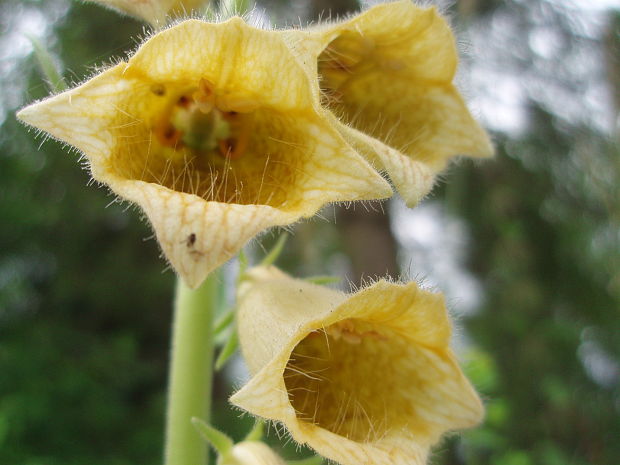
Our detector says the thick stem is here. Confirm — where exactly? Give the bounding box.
[164,271,220,465]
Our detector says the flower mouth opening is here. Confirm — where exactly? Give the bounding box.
[283,317,425,443]
[108,78,309,209]
[317,31,421,157]
[317,31,377,110]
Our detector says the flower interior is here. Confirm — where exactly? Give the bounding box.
[284,317,450,443]
[317,30,428,158]
[109,77,308,208]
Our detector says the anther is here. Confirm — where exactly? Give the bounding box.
[218,138,240,159]
[193,78,216,114]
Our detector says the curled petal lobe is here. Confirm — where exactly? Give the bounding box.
[17,19,391,288]
[231,266,484,465]
[282,1,493,206]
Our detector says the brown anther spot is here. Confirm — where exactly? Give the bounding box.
[177,95,190,107]
[158,125,182,147]
[151,83,166,96]
[164,127,176,140]
[186,233,196,247]
[218,138,238,159]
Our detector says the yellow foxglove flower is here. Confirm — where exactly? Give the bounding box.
[282,0,494,206]
[220,441,287,465]
[86,0,210,26]
[17,19,391,288]
[231,266,484,465]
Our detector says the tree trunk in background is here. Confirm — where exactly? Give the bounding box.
[605,11,620,122]
[309,0,359,20]
[337,202,399,282]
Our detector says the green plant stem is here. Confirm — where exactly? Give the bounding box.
[164,271,220,465]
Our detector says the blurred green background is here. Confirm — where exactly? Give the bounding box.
[1,0,618,464]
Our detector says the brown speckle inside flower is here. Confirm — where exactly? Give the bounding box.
[109,78,308,208]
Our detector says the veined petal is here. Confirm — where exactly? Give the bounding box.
[282,1,493,206]
[231,266,484,465]
[86,0,210,26]
[18,19,391,287]
[337,122,435,207]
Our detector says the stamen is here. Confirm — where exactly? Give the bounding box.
[153,78,255,168]
[193,78,216,113]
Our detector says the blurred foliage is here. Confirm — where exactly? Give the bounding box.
[1,0,619,464]
[442,109,620,465]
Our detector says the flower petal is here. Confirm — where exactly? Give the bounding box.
[231,267,484,465]
[337,122,435,207]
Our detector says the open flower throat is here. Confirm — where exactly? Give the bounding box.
[318,31,377,108]
[110,75,302,208]
[232,269,484,465]
[153,78,252,160]
[284,317,454,443]
[317,30,419,153]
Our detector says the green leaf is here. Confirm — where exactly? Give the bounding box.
[215,327,239,370]
[238,249,249,278]
[244,420,264,441]
[260,233,288,267]
[304,275,341,285]
[26,34,67,93]
[191,418,234,456]
[214,308,235,336]
[221,0,252,16]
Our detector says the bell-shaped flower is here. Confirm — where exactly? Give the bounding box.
[282,0,493,206]
[230,266,484,465]
[17,18,391,288]
[85,0,210,26]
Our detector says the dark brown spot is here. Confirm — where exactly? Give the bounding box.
[164,127,176,140]
[151,84,166,96]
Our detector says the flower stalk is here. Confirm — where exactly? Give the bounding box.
[165,271,221,465]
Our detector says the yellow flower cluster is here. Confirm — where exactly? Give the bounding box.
[18,1,490,287]
[18,2,489,464]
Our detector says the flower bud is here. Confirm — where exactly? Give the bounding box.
[219,441,287,465]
